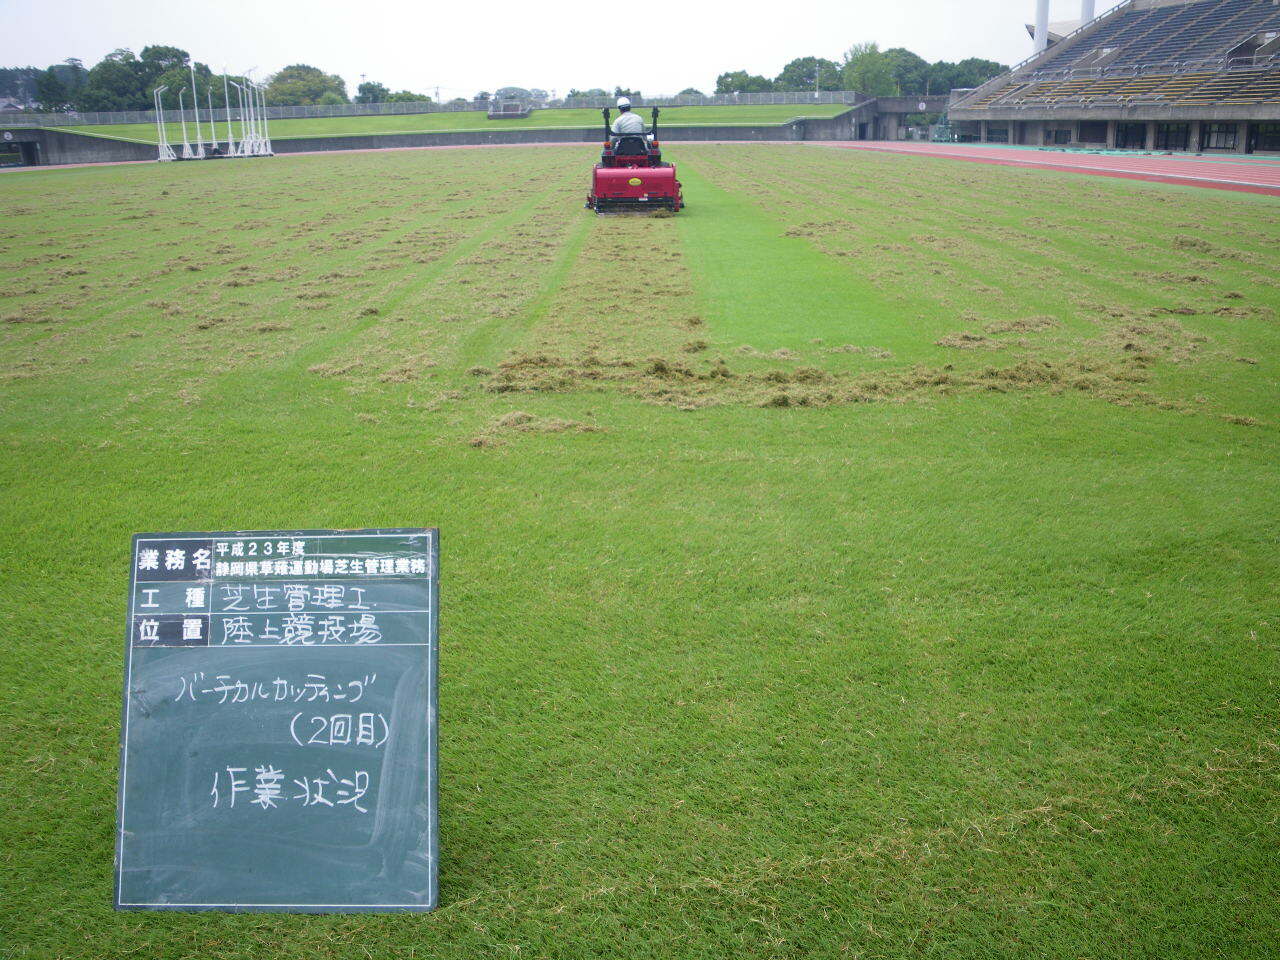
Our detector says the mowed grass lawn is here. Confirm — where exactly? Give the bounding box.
[63,103,849,143]
[1,145,1277,959]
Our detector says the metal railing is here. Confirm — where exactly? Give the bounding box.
[1020,52,1280,83]
[1,89,869,129]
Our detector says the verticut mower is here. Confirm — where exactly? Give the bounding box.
[587,107,684,214]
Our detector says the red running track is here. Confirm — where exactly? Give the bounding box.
[821,141,1280,198]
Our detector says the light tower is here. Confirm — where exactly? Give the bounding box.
[1033,0,1050,53]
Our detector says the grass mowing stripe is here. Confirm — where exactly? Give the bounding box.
[285,166,587,388]
[259,165,579,376]
[454,212,593,373]
[674,161,907,353]
[673,145,1276,418]
[686,151,1131,342]
[1,154,520,380]
[691,148,1156,314]
[737,148,1276,313]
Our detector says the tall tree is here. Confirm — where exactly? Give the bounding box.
[138,45,189,86]
[882,47,930,95]
[386,90,431,102]
[77,49,147,111]
[266,64,347,105]
[714,71,775,94]
[0,67,39,104]
[842,43,895,96]
[950,57,1007,89]
[926,61,956,95]
[774,56,842,92]
[35,67,70,110]
[50,59,87,94]
[355,81,390,103]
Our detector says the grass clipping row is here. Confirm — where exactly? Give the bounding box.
[479,349,1192,412]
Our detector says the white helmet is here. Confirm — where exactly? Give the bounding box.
[616,96,631,108]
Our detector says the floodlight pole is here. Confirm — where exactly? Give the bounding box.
[189,65,202,155]
[230,81,244,155]
[245,76,259,154]
[243,81,253,155]
[246,78,257,154]
[154,85,175,161]
[207,88,217,153]
[232,81,253,156]
[223,74,236,156]
[258,83,272,154]
[153,87,164,148]
[246,70,263,155]
[254,83,265,154]
[178,87,194,159]
[1033,0,1050,53]
[239,79,252,154]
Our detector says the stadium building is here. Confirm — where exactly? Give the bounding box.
[948,0,1280,153]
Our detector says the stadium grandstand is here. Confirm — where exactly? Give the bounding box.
[948,0,1280,153]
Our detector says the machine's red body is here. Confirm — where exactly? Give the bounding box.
[586,107,684,213]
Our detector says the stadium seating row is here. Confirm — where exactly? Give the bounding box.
[973,66,1280,107]
[1039,0,1280,73]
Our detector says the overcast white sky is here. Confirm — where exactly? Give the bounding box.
[3,0,1124,97]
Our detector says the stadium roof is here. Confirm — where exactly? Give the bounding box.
[1025,19,1085,44]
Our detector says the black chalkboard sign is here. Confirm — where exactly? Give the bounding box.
[114,528,438,912]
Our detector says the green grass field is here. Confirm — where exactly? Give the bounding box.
[1,144,1277,958]
[62,104,849,144]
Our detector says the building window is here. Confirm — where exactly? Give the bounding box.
[1079,121,1107,144]
[1202,123,1237,150]
[1116,122,1146,149]
[1253,123,1280,152]
[1049,128,1071,144]
[1155,123,1189,151]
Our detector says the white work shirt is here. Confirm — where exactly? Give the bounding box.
[611,111,645,135]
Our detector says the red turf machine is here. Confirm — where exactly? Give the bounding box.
[586,107,684,214]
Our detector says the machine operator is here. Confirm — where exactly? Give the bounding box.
[610,97,645,135]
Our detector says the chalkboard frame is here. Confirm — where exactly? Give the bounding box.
[113,527,439,913]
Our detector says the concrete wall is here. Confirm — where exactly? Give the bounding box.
[873,96,949,114]
[272,112,875,154]
[0,127,154,165]
[273,122,811,155]
[3,107,882,167]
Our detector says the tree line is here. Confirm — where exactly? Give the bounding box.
[5,42,1007,114]
[8,47,435,112]
[715,45,1007,96]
